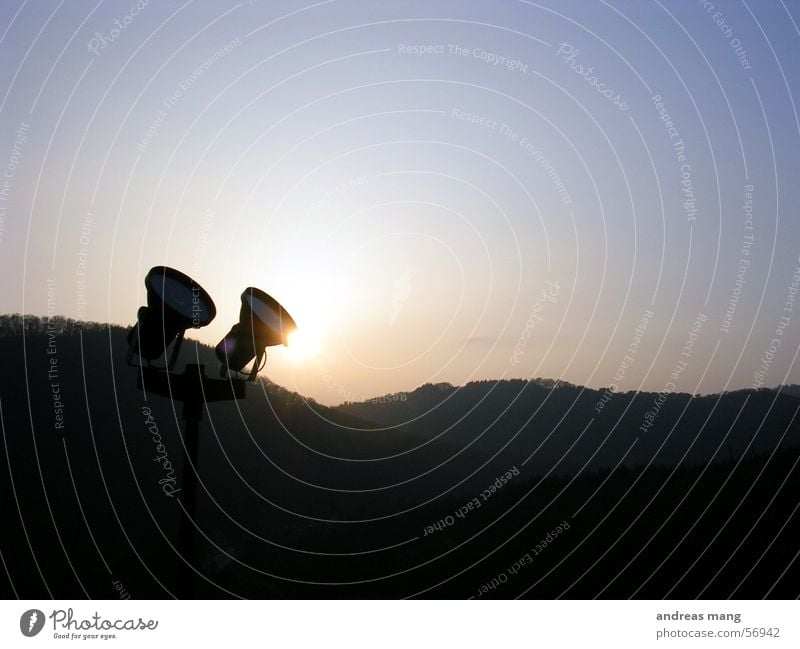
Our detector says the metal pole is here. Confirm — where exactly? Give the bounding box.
[137,362,243,598]
[177,364,204,599]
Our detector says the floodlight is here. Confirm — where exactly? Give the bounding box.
[215,287,297,380]
[126,266,216,366]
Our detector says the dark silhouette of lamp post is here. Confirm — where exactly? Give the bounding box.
[127,267,296,598]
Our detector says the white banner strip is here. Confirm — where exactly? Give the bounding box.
[1,600,797,648]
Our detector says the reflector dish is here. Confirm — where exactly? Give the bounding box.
[242,287,296,346]
[146,266,215,327]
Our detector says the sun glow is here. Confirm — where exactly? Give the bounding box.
[286,327,321,362]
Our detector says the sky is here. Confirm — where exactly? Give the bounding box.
[1,0,799,405]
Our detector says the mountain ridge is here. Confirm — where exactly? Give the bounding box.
[3,314,799,409]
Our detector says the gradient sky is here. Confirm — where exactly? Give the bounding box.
[1,0,799,405]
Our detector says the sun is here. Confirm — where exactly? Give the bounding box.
[286,327,321,362]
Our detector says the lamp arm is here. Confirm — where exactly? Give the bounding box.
[248,349,266,381]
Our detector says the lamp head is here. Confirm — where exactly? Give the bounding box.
[127,266,216,361]
[215,287,296,378]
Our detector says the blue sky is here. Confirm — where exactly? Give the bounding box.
[1,0,799,404]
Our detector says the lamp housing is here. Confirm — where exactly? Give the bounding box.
[127,266,216,362]
[215,287,296,378]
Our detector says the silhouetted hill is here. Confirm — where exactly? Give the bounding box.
[336,379,800,477]
[1,314,799,599]
[778,384,800,399]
